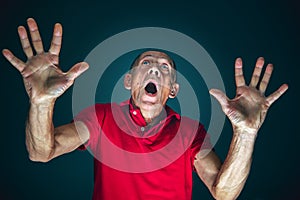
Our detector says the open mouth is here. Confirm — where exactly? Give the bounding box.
[145,82,157,96]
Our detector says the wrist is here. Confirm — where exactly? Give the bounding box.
[29,94,57,105]
[30,98,56,107]
[233,126,258,140]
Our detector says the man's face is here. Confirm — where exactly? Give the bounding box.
[124,51,179,121]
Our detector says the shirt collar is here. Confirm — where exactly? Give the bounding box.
[120,98,180,127]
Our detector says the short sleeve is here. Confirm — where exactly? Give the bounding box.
[73,104,106,150]
[190,123,213,166]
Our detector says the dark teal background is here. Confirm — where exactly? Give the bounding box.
[0,0,299,199]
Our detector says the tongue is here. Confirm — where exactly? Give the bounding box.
[145,82,157,94]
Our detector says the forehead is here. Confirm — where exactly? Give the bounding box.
[138,51,173,64]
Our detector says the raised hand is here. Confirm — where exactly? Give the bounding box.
[2,18,89,104]
[210,57,288,134]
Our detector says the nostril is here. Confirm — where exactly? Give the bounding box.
[148,68,160,77]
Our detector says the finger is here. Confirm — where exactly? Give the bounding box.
[17,26,33,58]
[235,58,245,87]
[209,89,229,109]
[266,84,288,106]
[49,23,62,56]
[250,57,264,87]
[2,49,26,72]
[67,62,89,80]
[259,63,273,93]
[27,18,44,54]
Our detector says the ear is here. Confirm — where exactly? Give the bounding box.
[124,73,132,90]
[169,83,179,98]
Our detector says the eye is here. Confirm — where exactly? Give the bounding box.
[142,60,150,65]
[160,63,170,71]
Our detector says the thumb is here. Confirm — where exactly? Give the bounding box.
[67,62,89,80]
[209,89,228,108]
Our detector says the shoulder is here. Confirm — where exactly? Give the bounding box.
[166,105,205,127]
[180,116,205,135]
[75,103,116,119]
[94,102,113,111]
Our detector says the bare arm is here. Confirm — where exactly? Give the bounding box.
[26,102,89,162]
[194,132,255,200]
[3,18,89,162]
[194,57,288,199]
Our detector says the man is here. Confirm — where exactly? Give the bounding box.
[2,18,288,200]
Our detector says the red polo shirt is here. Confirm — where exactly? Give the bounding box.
[74,100,212,200]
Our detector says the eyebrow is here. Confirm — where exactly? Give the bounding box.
[140,55,173,66]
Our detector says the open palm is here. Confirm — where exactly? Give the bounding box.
[210,57,288,133]
[2,18,88,104]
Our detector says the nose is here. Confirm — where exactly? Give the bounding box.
[148,67,161,77]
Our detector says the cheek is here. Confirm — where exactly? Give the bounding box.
[161,77,172,89]
[160,87,171,101]
[131,80,143,98]
[131,71,145,87]
[131,80,142,92]
[132,87,141,97]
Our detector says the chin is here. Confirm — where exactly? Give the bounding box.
[133,88,167,112]
[139,103,163,120]
[140,102,162,112]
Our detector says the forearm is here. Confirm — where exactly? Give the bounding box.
[212,127,257,200]
[26,100,56,162]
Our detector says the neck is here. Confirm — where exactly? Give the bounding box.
[140,107,167,125]
[130,98,167,126]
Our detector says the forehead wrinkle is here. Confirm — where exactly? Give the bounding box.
[139,54,174,67]
[137,54,177,82]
